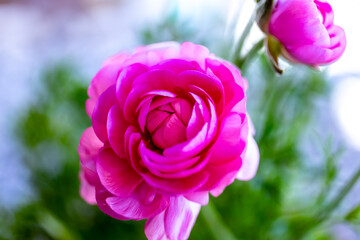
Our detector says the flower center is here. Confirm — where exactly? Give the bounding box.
[145,98,192,149]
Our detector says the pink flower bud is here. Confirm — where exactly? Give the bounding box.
[259,0,346,67]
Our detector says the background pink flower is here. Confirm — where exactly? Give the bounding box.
[78,42,259,240]
[264,0,346,67]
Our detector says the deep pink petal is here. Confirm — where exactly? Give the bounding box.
[210,113,248,164]
[205,59,246,116]
[164,123,208,159]
[142,170,209,194]
[92,85,117,142]
[140,142,209,179]
[107,105,129,158]
[171,98,193,126]
[177,70,225,112]
[123,70,178,124]
[95,186,130,220]
[97,148,143,197]
[151,114,187,149]
[116,63,148,108]
[186,102,205,140]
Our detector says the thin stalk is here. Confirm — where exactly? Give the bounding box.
[317,167,360,221]
[230,7,257,63]
[201,201,238,240]
[238,38,265,70]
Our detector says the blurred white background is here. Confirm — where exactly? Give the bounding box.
[0,0,359,238]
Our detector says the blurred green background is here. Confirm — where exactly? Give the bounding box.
[0,0,359,239]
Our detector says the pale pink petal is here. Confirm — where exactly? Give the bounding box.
[97,148,143,197]
[79,169,97,205]
[145,196,201,240]
[179,42,210,69]
[86,98,96,117]
[78,127,102,172]
[152,59,201,74]
[144,211,169,240]
[165,196,201,240]
[236,133,260,181]
[184,191,209,205]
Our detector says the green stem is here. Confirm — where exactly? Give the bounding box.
[237,38,265,70]
[317,167,360,221]
[230,7,257,63]
[201,201,238,240]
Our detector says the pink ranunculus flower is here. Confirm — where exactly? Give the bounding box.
[78,42,259,240]
[260,0,346,67]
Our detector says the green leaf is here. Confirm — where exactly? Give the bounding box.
[345,205,360,222]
